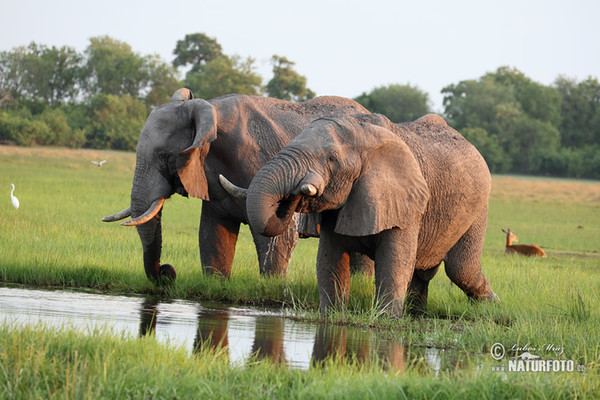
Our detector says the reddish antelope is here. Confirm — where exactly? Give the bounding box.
[501,229,546,257]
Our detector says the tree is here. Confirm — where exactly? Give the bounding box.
[85,93,147,150]
[143,54,183,106]
[184,55,262,99]
[555,75,600,147]
[265,55,315,102]
[442,67,562,174]
[354,84,430,122]
[172,33,223,71]
[0,42,82,106]
[83,36,149,98]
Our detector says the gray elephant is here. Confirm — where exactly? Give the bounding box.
[224,113,499,317]
[103,88,368,282]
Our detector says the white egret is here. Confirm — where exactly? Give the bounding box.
[10,183,19,209]
[91,160,107,167]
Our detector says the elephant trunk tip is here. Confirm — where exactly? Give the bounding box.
[251,195,302,237]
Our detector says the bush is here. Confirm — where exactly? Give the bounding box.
[530,145,600,179]
[0,110,49,146]
[85,94,148,151]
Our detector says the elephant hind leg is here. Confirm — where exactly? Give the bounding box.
[406,264,441,315]
[251,215,298,276]
[444,208,499,303]
[349,253,374,277]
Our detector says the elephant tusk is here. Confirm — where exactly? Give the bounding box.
[121,198,165,226]
[102,207,132,222]
[219,174,248,200]
[301,183,318,196]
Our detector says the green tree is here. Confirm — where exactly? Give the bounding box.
[265,55,315,102]
[442,75,516,132]
[83,36,148,98]
[172,33,223,71]
[0,43,82,106]
[143,54,183,106]
[442,67,562,174]
[354,84,430,122]
[85,93,147,150]
[555,75,600,147]
[184,55,262,99]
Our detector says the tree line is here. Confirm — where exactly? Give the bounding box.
[0,34,313,151]
[0,34,598,179]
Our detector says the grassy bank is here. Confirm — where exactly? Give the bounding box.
[1,145,599,397]
[1,323,598,399]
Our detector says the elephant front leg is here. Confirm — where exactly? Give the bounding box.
[316,231,351,314]
[251,217,298,276]
[199,202,240,278]
[374,228,419,318]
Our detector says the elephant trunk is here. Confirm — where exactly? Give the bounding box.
[129,160,170,282]
[247,152,306,237]
[136,214,163,282]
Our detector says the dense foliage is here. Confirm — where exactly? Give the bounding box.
[0,35,598,178]
[0,33,313,151]
[442,67,600,178]
[354,83,431,123]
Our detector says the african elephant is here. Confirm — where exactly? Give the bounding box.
[103,88,368,282]
[226,113,499,317]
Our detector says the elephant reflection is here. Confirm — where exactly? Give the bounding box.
[138,297,410,371]
[194,308,230,351]
[139,297,160,337]
[311,324,406,371]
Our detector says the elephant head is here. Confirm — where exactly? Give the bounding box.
[242,114,430,238]
[103,88,219,282]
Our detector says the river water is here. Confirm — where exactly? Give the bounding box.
[0,286,472,371]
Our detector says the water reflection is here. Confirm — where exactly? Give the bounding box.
[0,286,471,371]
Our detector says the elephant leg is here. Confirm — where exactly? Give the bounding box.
[199,202,240,278]
[251,218,298,276]
[444,207,499,302]
[374,228,419,318]
[405,264,441,315]
[349,253,375,277]
[316,219,351,313]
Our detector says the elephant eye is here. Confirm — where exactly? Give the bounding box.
[328,154,337,163]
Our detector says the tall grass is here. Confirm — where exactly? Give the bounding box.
[2,146,600,397]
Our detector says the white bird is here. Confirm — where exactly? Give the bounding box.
[91,160,107,167]
[10,183,19,209]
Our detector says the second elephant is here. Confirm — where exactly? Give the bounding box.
[231,113,499,317]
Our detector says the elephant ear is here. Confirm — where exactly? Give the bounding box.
[335,132,429,237]
[171,87,194,101]
[176,99,218,200]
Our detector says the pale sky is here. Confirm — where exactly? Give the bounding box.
[2,0,599,111]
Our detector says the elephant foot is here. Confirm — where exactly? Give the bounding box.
[202,265,231,278]
[468,290,500,304]
[156,263,177,283]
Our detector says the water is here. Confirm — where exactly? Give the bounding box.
[0,286,471,371]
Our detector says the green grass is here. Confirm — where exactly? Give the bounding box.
[1,323,598,399]
[1,146,600,398]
